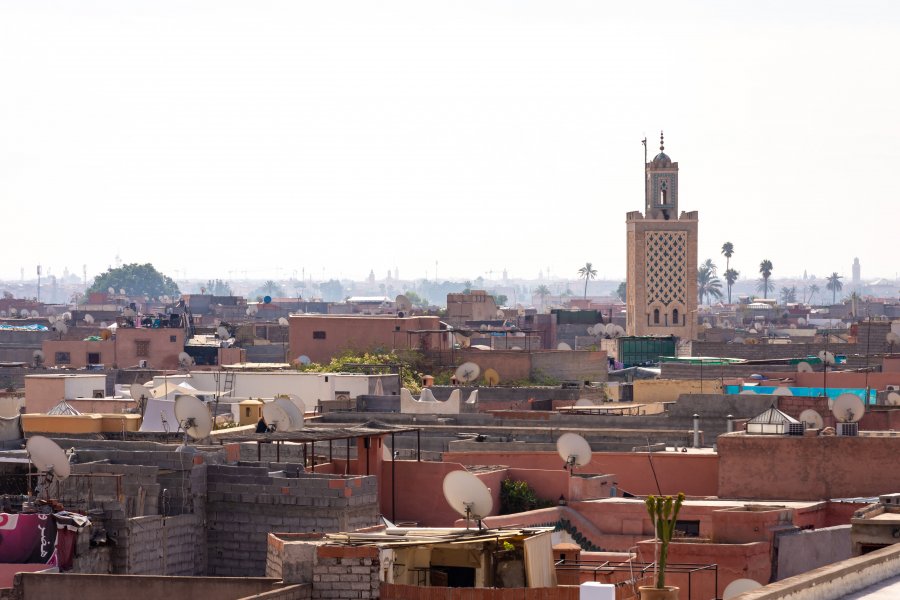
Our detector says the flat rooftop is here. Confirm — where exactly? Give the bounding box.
[846,576,900,599]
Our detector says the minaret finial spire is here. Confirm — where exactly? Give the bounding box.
[660,130,665,152]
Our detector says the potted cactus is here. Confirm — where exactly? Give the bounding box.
[639,492,685,600]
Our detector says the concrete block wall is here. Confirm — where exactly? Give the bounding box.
[126,513,205,576]
[312,546,380,599]
[206,464,379,577]
[64,462,160,517]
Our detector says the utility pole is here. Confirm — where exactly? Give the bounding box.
[36,265,41,302]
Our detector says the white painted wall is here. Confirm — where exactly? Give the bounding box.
[64,374,107,399]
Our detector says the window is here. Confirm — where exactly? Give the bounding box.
[55,352,71,364]
[653,309,660,324]
[170,335,177,343]
[92,390,104,399]
[135,341,150,357]
[675,520,700,538]
[672,309,679,326]
[312,331,326,340]
[255,326,267,339]
[87,352,101,364]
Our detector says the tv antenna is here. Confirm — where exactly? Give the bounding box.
[557,432,592,475]
[442,470,493,530]
[454,362,481,384]
[26,436,72,498]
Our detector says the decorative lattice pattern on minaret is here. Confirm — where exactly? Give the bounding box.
[645,231,687,306]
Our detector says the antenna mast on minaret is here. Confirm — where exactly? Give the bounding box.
[642,136,648,212]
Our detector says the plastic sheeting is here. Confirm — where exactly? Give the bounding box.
[523,531,556,588]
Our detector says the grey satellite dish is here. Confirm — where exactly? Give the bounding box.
[26,435,71,483]
[557,342,572,351]
[723,579,762,599]
[62,312,71,321]
[454,362,481,384]
[173,395,213,439]
[30,310,39,318]
[797,361,813,373]
[297,355,311,365]
[54,322,68,335]
[832,394,865,423]
[442,470,493,528]
[262,402,291,432]
[799,409,824,430]
[278,317,289,327]
[129,383,148,402]
[887,332,900,347]
[274,397,304,431]
[216,326,229,339]
[609,325,625,338]
[817,350,836,365]
[178,352,194,368]
[0,310,6,317]
[886,392,900,406]
[395,295,413,312]
[557,432,592,473]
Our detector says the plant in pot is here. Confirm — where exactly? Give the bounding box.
[639,492,686,600]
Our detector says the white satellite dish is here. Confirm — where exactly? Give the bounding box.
[178,352,194,367]
[797,317,807,326]
[887,332,900,348]
[557,342,572,351]
[286,394,307,413]
[723,579,762,599]
[54,322,68,335]
[262,402,291,432]
[395,294,412,312]
[0,310,6,317]
[832,394,865,423]
[30,310,39,318]
[886,392,900,406]
[454,362,481,384]
[609,325,625,338]
[739,389,757,395]
[173,395,213,439]
[797,361,813,373]
[817,350,836,365]
[26,435,71,482]
[557,432,592,473]
[297,355,312,365]
[799,409,824,430]
[278,317,289,327]
[62,312,71,321]
[274,397,304,431]
[108,287,115,294]
[442,470,493,527]
[119,288,126,295]
[129,383,147,401]
[772,387,793,397]
[84,313,95,324]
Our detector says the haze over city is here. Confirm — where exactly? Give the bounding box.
[2,0,899,282]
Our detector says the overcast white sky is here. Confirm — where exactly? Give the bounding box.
[1,0,898,284]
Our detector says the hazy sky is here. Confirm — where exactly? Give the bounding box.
[1,1,898,284]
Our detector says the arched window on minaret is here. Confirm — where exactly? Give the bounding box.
[653,308,660,324]
[660,181,667,205]
[672,308,679,326]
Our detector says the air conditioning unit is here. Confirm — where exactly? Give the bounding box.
[787,423,805,436]
[138,360,148,368]
[836,422,859,437]
[886,385,900,392]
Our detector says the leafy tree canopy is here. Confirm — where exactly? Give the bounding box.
[88,263,179,298]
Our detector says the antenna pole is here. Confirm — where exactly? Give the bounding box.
[642,137,648,212]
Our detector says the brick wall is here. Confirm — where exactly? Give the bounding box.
[206,464,379,577]
[126,513,205,575]
[380,583,581,600]
[313,545,380,599]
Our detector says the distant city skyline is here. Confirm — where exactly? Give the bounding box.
[1,1,899,282]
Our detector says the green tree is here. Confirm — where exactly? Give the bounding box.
[721,241,734,272]
[826,272,843,304]
[724,268,739,304]
[577,262,597,299]
[616,281,626,302]
[319,279,344,302]
[807,283,820,305]
[698,264,722,304]
[780,286,797,304]
[758,259,774,299]
[462,280,473,294]
[702,258,717,274]
[533,284,551,312]
[493,294,508,306]
[205,279,232,296]
[403,290,427,307]
[88,263,179,298]
[499,479,551,515]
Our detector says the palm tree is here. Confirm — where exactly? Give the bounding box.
[577,262,597,299]
[826,272,843,304]
[697,265,723,305]
[721,242,734,273]
[808,283,820,305]
[780,286,797,304]
[724,268,739,304]
[702,258,717,274]
[534,285,551,312]
[758,260,773,299]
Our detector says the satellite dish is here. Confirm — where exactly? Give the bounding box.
[483,368,500,386]
[557,432,592,472]
[799,409,824,429]
[723,579,762,599]
[887,332,900,346]
[817,350,836,365]
[62,312,71,321]
[608,325,625,338]
[30,310,39,318]
[454,362,481,384]
[54,322,68,335]
[772,387,793,397]
[262,402,291,432]
[0,310,6,317]
[278,317,289,327]
[274,397,304,431]
[32,350,44,366]
[286,394,307,413]
[739,389,757,395]
[178,352,194,367]
[298,355,312,365]
[496,310,505,318]
[395,295,412,312]
[26,435,71,482]
[216,326,229,339]
[108,287,115,294]
[510,346,522,351]
[129,383,147,401]
[832,393,865,423]
[886,392,900,406]
[797,361,813,373]
[557,342,572,351]
[84,313,95,324]
[442,470,493,527]
[118,288,125,295]
[263,295,272,304]
[174,395,213,439]
[797,317,807,326]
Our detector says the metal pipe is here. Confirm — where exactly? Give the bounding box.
[726,414,734,434]
[693,413,700,448]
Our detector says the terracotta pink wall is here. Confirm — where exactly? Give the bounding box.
[43,328,185,370]
[23,378,65,413]
[442,451,719,497]
[719,433,900,500]
[42,340,113,368]
[794,371,900,390]
[289,315,441,364]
